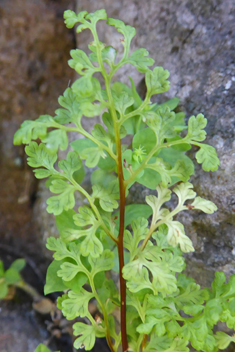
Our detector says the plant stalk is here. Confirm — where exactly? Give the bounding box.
[90,278,116,352]
[106,79,128,351]
[117,146,128,352]
[140,334,147,352]
[15,279,42,300]
[92,27,128,352]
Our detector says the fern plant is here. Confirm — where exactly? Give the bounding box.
[14,9,235,352]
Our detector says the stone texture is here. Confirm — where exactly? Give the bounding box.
[0,0,75,262]
[76,0,235,289]
[0,0,76,350]
[0,300,48,352]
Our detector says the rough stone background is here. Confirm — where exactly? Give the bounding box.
[0,0,235,351]
[0,0,75,266]
[76,0,235,287]
[0,0,75,351]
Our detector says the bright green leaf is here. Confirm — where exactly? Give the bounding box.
[191,196,217,214]
[25,142,57,174]
[165,220,194,253]
[92,182,119,212]
[58,151,82,179]
[113,92,134,115]
[145,106,177,142]
[73,323,101,350]
[80,227,103,258]
[215,331,235,349]
[58,262,81,281]
[64,10,88,29]
[173,182,196,206]
[124,218,149,260]
[44,260,68,295]
[146,184,171,224]
[114,204,152,230]
[137,315,159,334]
[92,124,109,141]
[0,281,8,299]
[90,45,117,66]
[46,237,71,260]
[89,250,115,276]
[13,115,56,145]
[159,97,180,111]
[33,169,52,179]
[56,87,82,125]
[80,146,106,168]
[61,289,94,319]
[5,268,20,284]
[144,335,173,352]
[195,144,220,171]
[63,272,88,293]
[11,259,26,272]
[56,209,81,242]
[123,244,184,295]
[146,67,170,96]
[69,49,97,76]
[107,18,136,47]
[34,344,51,352]
[187,114,207,142]
[132,128,156,154]
[86,9,107,23]
[47,180,76,215]
[137,168,162,190]
[127,48,154,73]
[91,169,116,187]
[181,318,208,350]
[158,148,195,184]
[42,129,68,152]
[73,206,96,227]
[174,282,208,308]
[71,138,95,154]
[0,261,4,277]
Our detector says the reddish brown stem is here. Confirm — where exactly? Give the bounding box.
[103,71,128,351]
[103,70,128,352]
[140,334,147,352]
[117,147,128,352]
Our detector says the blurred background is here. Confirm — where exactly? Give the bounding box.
[0,0,235,351]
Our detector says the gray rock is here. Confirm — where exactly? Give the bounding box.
[0,0,76,257]
[76,0,235,289]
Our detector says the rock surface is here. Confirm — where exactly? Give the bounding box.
[0,0,75,262]
[76,0,235,288]
[0,0,75,350]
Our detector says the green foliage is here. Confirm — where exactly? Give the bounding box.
[34,345,51,352]
[73,322,106,350]
[0,259,26,299]
[34,345,60,352]
[14,8,233,352]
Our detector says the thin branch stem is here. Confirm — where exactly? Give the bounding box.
[90,277,116,352]
[141,203,184,251]
[104,73,129,352]
[54,123,117,161]
[117,96,150,127]
[91,28,128,352]
[69,178,118,244]
[140,334,147,352]
[124,138,190,187]
[110,37,132,76]
[15,280,42,300]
